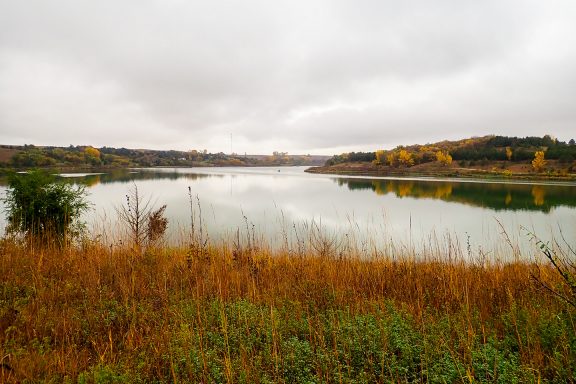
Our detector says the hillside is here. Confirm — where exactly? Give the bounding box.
[308,135,576,180]
[0,144,329,169]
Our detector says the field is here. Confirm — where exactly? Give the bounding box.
[1,231,575,383]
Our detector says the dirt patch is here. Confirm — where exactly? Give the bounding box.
[0,147,19,164]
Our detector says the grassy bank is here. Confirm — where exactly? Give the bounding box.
[1,235,575,383]
[306,161,576,182]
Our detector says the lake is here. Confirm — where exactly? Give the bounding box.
[2,166,575,259]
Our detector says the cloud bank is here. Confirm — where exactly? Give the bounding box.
[1,0,575,154]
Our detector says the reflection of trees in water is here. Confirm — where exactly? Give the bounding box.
[0,169,218,187]
[397,182,414,197]
[75,170,218,186]
[531,186,545,206]
[434,184,453,199]
[82,175,101,187]
[338,178,576,212]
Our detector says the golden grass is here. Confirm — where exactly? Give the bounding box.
[0,234,574,382]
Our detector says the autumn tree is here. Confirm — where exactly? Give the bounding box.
[397,149,414,167]
[506,147,513,161]
[531,151,546,172]
[374,150,386,165]
[386,152,397,167]
[84,146,100,159]
[84,146,101,166]
[188,150,199,160]
[435,151,452,166]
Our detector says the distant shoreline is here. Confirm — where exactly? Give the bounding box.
[0,163,313,175]
[2,162,575,183]
[305,161,576,182]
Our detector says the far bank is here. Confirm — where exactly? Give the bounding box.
[306,159,576,182]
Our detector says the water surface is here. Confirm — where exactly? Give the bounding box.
[2,167,575,258]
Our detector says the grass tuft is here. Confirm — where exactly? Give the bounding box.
[0,233,574,382]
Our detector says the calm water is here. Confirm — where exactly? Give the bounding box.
[2,166,575,258]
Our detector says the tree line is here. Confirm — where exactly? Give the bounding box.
[0,144,324,168]
[325,135,576,167]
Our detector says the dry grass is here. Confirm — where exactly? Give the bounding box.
[0,233,574,382]
[0,148,19,165]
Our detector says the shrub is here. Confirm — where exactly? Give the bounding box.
[116,184,168,249]
[2,170,90,244]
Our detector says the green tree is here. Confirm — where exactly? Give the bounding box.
[2,170,90,244]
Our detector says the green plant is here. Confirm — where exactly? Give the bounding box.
[2,170,89,244]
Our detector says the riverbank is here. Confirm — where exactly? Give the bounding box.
[0,144,329,171]
[306,160,576,182]
[1,235,574,382]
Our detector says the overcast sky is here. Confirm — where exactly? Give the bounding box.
[1,0,575,155]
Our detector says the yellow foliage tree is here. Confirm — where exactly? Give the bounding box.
[505,147,513,161]
[84,146,101,159]
[531,151,546,172]
[398,149,414,167]
[375,150,386,165]
[386,152,396,167]
[435,151,452,166]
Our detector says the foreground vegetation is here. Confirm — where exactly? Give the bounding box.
[1,170,574,382]
[1,233,575,383]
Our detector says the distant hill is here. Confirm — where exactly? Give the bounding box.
[0,144,329,169]
[325,135,576,166]
[307,135,576,180]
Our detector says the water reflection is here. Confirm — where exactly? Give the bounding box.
[0,168,218,187]
[1,167,574,258]
[337,178,576,212]
[69,169,218,186]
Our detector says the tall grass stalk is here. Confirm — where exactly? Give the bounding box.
[0,226,574,382]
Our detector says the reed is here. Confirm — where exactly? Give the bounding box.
[0,229,574,382]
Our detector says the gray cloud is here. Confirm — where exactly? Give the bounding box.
[1,0,575,154]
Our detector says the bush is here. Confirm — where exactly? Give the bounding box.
[2,170,90,244]
[115,184,168,249]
